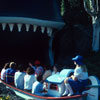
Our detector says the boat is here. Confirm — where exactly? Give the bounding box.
[0,69,100,100]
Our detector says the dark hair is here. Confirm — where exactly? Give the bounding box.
[4,62,9,69]
[26,67,34,75]
[37,75,42,82]
[53,64,58,68]
[53,64,60,72]
[44,64,51,70]
[17,64,24,72]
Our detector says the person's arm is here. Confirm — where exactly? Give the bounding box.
[64,77,70,83]
[71,75,77,81]
[29,62,33,67]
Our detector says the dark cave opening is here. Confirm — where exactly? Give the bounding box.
[0,24,49,68]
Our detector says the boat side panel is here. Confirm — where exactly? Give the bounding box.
[0,74,87,100]
[82,76,99,100]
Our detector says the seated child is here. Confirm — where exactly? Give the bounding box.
[42,64,52,81]
[52,64,59,75]
[1,62,9,81]
[32,75,44,96]
[24,67,36,92]
[63,55,88,96]
[5,62,16,85]
[34,60,44,77]
[42,64,52,90]
[14,64,26,89]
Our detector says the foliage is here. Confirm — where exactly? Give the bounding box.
[84,0,99,14]
[84,0,94,10]
[60,0,100,77]
[0,95,10,100]
[61,0,65,16]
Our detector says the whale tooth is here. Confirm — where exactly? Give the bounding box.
[33,25,37,32]
[17,24,22,32]
[47,27,53,36]
[2,23,7,31]
[25,24,30,32]
[8,24,14,32]
[41,26,45,34]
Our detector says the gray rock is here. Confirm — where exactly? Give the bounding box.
[0,83,24,100]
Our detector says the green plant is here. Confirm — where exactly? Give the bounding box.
[0,95,11,100]
[61,0,65,16]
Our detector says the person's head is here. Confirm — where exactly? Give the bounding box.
[53,64,58,72]
[4,62,10,69]
[72,55,83,66]
[34,60,40,67]
[80,64,88,72]
[44,64,51,71]
[26,67,34,75]
[9,62,16,69]
[17,64,24,72]
[37,75,42,82]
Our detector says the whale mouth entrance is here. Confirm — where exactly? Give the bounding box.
[0,24,49,65]
[0,17,65,66]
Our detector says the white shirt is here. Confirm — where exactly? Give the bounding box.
[74,67,88,80]
[32,81,43,95]
[14,71,26,89]
[24,74,36,90]
[1,68,6,80]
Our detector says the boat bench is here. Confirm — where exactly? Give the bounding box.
[82,76,100,100]
[45,69,100,100]
[45,69,74,97]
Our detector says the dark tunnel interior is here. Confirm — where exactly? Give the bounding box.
[0,24,49,68]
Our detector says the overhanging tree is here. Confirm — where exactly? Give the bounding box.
[83,0,100,52]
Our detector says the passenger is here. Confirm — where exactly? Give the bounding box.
[52,64,59,75]
[63,55,88,96]
[34,60,44,77]
[24,67,36,92]
[5,62,16,85]
[14,64,26,89]
[42,64,52,90]
[32,75,44,96]
[1,62,9,81]
[42,64,52,81]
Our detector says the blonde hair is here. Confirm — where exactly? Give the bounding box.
[80,64,88,72]
[9,62,16,68]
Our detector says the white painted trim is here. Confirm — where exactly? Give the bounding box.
[0,17,65,29]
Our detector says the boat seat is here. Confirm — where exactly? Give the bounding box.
[82,76,100,100]
[45,69,74,97]
[59,69,74,77]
